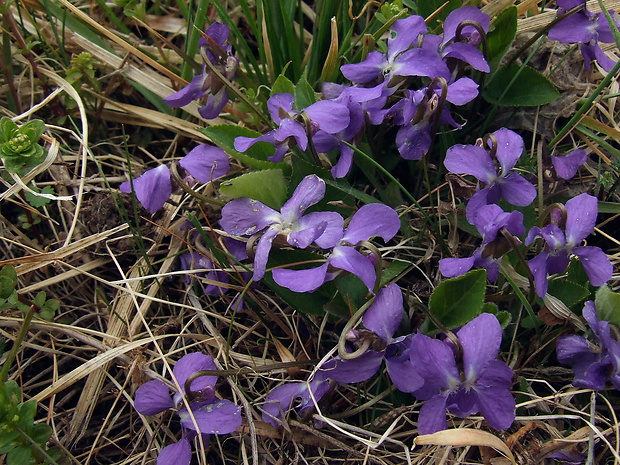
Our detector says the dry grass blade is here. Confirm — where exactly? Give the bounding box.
[415,429,517,465]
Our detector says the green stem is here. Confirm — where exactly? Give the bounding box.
[0,303,37,383]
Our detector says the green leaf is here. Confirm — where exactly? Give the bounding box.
[0,266,17,299]
[547,280,590,310]
[220,169,288,209]
[25,186,53,208]
[271,74,295,96]
[200,125,290,174]
[483,64,560,106]
[33,292,46,309]
[294,70,317,110]
[28,422,52,444]
[486,7,517,72]
[0,117,18,143]
[0,430,19,450]
[428,269,487,331]
[18,119,45,144]
[17,400,36,428]
[7,445,34,465]
[595,285,620,327]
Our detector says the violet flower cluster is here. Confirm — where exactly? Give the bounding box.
[557,301,620,390]
[261,285,516,435]
[120,144,229,213]
[441,128,611,298]
[233,6,491,177]
[164,22,238,119]
[548,0,620,72]
[134,353,242,465]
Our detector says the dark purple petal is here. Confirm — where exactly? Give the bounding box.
[388,15,427,57]
[157,439,192,465]
[574,246,613,287]
[179,399,242,434]
[580,42,616,72]
[395,122,432,160]
[551,149,587,180]
[163,73,207,107]
[280,175,326,220]
[342,203,400,244]
[220,198,279,236]
[442,43,490,72]
[121,165,172,214]
[134,380,173,416]
[363,283,403,342]
[565,193,598,246]
[476,386,516,430]
[305,100,351,134]
[340,51,385,83]
[500,173,537,207]
[491,128,524,175]
[253,227,279,281]
[572,360,611,390]
[439,256,476,278]
[272,263,329,292]
[386,354,425,393]
[444,144,495,183]
[457,313,502,382]
[329,246,377,291]
[477,360,515,390]
[556,334,597,365]
[448,388,478,418]
[173,353,218,395]
[180,144,230,182]
[320,351,384,383]
[417,394,449,434]
[410,334,459,388]
[529,250,550,297]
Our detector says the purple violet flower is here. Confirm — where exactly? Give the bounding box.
[340,15,450,87]
[556,301,620,390]
[440,203,525,280]
[234,93,350,162]
[164,22,237,119]
[219,174,344,282]
[319,284,425,392]
[271,203,400,293]
[410,313,515,434]
[443,128,537,224]
[548,0,619,72]
[120,144,230,213]
[525,193,612,297]
[422,6,491,75]
[133,353,242,465]
[390,77,479,160]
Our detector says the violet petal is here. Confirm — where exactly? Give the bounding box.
[574,246,613,287]
[342,203,400,244]
[220,198,279,236]
[179,399,242,434]
[173,353,218,395]
[134,380,174,416]
[272,262,329,292]
[362,283,403,342]
[180,144,230,182]
[157,439,192,465]
[457,313,502,382]
[329,246,377,291]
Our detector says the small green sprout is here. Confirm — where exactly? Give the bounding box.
[0,117,46,172]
